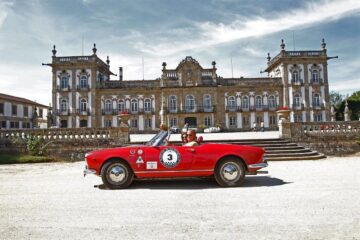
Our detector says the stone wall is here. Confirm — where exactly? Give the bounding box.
[0,127,129,161]
[282,121,360,155]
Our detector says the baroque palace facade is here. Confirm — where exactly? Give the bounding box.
[45,39,332,131]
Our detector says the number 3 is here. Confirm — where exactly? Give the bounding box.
[167,154,173,160]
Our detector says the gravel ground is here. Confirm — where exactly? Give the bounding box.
[0,156,359,240]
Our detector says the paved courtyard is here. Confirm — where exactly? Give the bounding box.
[0,156,359,240]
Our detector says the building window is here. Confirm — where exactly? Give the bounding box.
[242,96,249,109]
[12,104,17,115]
[60,120,68,128]
[170,117,177,127]
[145,118,152,128]
[294,94,301,108]
[312,70,319,83]
[130,119,138,128]
[60,76,69,89]
[1,121,6,128]
[80,119,87,127]
[314,114,322,122]
[313,94,320,107]
[105,119,112,127]
[80,99,87,112]
[80,75,88,89]
[105,100,112,113]
[24,106,28,117]
[269,116,276,125]
[292,70,299,83]
[131,99,138,113]
[294,114,303,122]
[229,116,236,127]
[169,96,177,112]
[243,116,250,126]
[268,96,276,109]
[203,95,212,112]
[60,99,68,112]
[10,121,19,129]
[118,100,125,113]
[0,103,4,114]
[204,116,211,127]
[255,96,262,109]
[144,99,151,112]
[256,116,263,124]
[185,95,195,112]
[228,96,236,111]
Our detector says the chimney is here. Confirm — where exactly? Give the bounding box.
[119,67,123,81]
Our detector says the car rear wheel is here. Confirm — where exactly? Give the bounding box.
[215,157,245,187]
[101,160,134,189]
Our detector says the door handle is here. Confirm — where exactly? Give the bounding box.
[185,148,195,152]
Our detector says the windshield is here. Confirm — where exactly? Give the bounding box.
[145,131,169,146]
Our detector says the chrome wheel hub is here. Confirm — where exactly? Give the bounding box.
[108,165,126,183]
[222,163,239,181]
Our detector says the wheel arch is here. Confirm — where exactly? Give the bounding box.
[215,154,248,172]
[100,157,135,177]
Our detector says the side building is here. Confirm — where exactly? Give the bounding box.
[0,93,48,129]
[46,40,332,131]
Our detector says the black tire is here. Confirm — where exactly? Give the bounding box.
[214,157,246,187]
[101,160,134,189]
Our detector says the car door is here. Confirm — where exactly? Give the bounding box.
[142,145,195,173]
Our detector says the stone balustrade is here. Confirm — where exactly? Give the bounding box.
[0,127,129,143]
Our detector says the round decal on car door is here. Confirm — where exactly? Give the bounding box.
[160,148,181,168]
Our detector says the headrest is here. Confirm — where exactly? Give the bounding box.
[197,136,203,143]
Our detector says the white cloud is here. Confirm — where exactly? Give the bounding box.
[137,0,360,56]
[0,0,14,29]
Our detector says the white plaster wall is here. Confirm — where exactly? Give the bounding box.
[237,113,242,128]
[301,87,306,106]
[112,116,117,127]
[310,110,314,122]
[302,111,306,122]
[68,92,72,111]
[4,102,11,116]
[139,115,144,130]
[225,113,229,128]
[88,116,91,127]
[322,110,326,122]
[67,116,72,128]
[17,105,23,117]
[264,112,269,127]
[290,111,294,122]
[152,115,156,130]
[76,116,79,128]
[289,86,293,106]
[101,116,104,127]
[309,86,313,106]
[250,112,255,125]
[321,86,325,106]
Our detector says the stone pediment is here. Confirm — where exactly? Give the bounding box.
[176,56,203,71]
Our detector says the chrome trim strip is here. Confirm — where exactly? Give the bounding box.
[248,162,268,169]
[134,169,213,174]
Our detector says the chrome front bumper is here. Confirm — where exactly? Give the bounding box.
[83,165,96,177]
[248,162,268,169]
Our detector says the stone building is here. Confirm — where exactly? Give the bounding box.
[45,40,332,131]
[0,93,48,129]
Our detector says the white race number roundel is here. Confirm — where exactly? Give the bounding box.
[160,148,180,168]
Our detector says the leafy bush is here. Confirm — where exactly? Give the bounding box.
[26,136,44,156]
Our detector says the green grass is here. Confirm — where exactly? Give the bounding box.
[0,154,57,164]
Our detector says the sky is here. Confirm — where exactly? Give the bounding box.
[0,0,359,105]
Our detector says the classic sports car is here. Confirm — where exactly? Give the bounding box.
[84,131,268,189]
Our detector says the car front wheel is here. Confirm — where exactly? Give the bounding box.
[215,157,245,187]
[101,161,134,189]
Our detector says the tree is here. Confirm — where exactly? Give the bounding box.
[330,91,343,108]
[338,90,360,121]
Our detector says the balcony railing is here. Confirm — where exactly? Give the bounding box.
[56,85,71,91]
[310,78,323,84]
[102,108,156,115]
[292,103,305,110]
[55,109,71,116]
[76,85,90,91]
[76,108,91,115]
[291,80,304,86]
[312,103,325,109]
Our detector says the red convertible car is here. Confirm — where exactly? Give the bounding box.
[84,131,268,189]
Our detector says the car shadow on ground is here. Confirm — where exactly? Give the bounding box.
[95,176,291,190]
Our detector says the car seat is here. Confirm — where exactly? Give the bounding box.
[197,136,203,145]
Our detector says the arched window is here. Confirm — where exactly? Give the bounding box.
[312,70,319,83]
[294,94,301,108]
[144,99,151,112]
[60,76,68,89]
[228,96,236,110]
[268,95,276,109]
[105,100,112,113]
[292,70,299,83]
[255,96,262,109]
[131,99,138,113]
[80,99,87,112]
[118,100,125,113]
[60,99,67,112]
[242,96,249,109]
[80,75,88,89]
[169,96,177,112]
[203,94,212,112]
[313,93,320,107]
[185,95,195,112]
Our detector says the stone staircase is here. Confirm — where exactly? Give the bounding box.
[205,138,326,161]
